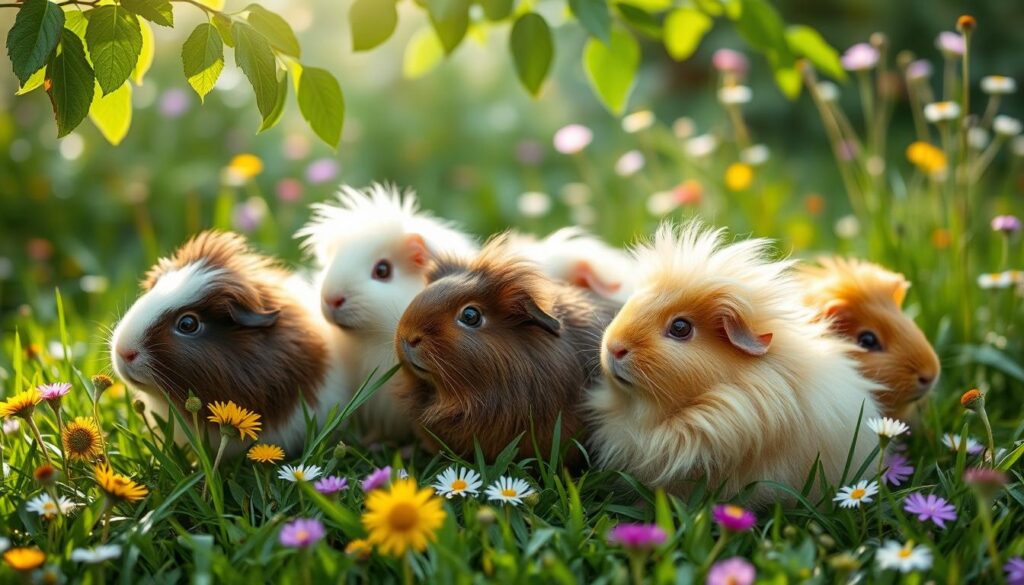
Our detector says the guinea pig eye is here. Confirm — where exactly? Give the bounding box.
[372,260,392,281]
[458,306,482,328]
[667,317,693,340]
[857,330,882,351]
[175,313,201,336]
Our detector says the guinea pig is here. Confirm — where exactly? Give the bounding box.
[587,223,880,506]
[393,236,620,462]
[296,184,478,442]
[796,257,940,421]
[110,230,349,454]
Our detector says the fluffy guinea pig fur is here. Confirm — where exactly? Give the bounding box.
[111,231,349,454]
[394,236,620,462]
[296,184,477,442]
[587,223,880,506]
[797,257,940,421]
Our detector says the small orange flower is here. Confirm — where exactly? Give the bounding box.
[960,388,983,410]
[3,548,46,572]
[33,463,57,485]
[956,15,976,33]
[931,228,952,249]
[247,443,285,464]
[94,463,149,503]
[805,194,825,215]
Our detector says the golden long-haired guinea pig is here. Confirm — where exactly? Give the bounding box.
[394,236,621,463]
[797,257,940,421]
[587,223,880,506]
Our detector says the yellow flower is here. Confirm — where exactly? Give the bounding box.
[0,388,41,418]
[345,539,372,561]
[362,478,446,557]
[207,401,262,441]
[906,141,947,176]
[62,417,103,461]
[227,153,263,179]
[247,443,285,464]
[94,463,149,503]
[3,548,46,572]
[724,162,754,191]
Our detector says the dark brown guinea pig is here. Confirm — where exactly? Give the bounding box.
[394,236,620,462]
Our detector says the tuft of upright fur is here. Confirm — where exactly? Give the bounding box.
[797,257,940,420]
[587,223,879,506]
[395,235,620,462]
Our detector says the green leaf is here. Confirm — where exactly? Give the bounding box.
[181,23,223,101]
[620,0,672,10]
[194,0,224,9]
[120,0,174,27]
[786,25,847,82]
[402,27,444,78]
[17,65,47,95]
[258,70,288,132]
[773,62,801,98]
[45,29,95,137]
[233,22,281,123]
[735,0,786,52]
[89,81,132,144]
[478,0,512,20]
[63,9,88,40]
[583,26,639,115]
[425,0,470,54]
[212,14,235,47]
[509,13,552,96]
[85,5,143,94]
[569,0,610,43]
[297,65,345,149]
[132,18,154,84]
[615,3,663,39]
[246,4,300,58]
[349,0,398,52]
[6,0,65,84]
[694,0,724,17]
[664,7,712,61]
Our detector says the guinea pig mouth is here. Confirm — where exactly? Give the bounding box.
[607,359,636,388]
[400,341,432,377]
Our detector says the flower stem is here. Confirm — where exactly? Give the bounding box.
[975,494,1006,584]
[24,414,54,467]
[204,437,229,499]
[977,406,996,465]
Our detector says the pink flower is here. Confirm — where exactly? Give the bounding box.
[935,31,965,56]
[906,59,933,81]
[314,476,348,495]
[362,466,392,491]
[883,453,914,486]
[305,158,340,185]
[278,518,325,548]
[903,493,957,529]
[711,504,756,532]
[707,557,756,585]
[159,88,191,119]
[38,382,72,401]
[275,178,304,203]
[964,467,1008,488]
[841,43,879,71]
[711,49,748,75]
[992,215,1022,233]
[606,523,667,550]
[553,124,593,155]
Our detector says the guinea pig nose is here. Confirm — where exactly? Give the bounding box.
[916,375,935,391]
[326,295,346,309]
[119,348,139,363]
[407,335,423,348]
[609,343,629,360]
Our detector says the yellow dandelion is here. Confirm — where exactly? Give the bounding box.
[362,478,447,557]
[227,153,263,179]
[247,443,285,464]
[207,401,262,441]
[345,539,372,561]
[0,388,41,418]
[724,162,754,191]
[94,463,149,503]
[62,417,104,461]
[906,141,947,176]
[3,548,46,572]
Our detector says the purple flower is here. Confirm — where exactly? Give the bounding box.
[707,557,756,585]
[279,518,325,548]
[314,476,348,495]
[903,493,958,529]
[906,59,933,81]
[841,43,879,71]
[606,523,667,551]
[992,215,1022,233]
[304,158,340,185]
[711,49,748,75]
[712,504,756,532]
[883,453,915,486]
[1005,557,1024,585]
[38,382,72,401]
[232,197,267,233]
[275,178,303,203]
[362,466,391,491]
[935,31,965,56]
[159,88,190,119]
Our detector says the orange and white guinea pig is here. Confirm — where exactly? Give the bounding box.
[587,223,880,506]
[796,257,940,421]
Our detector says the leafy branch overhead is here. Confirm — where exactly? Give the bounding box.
[4,0,845,145]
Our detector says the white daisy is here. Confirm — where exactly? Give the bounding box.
[942,433,984,455]
[867,417,910,439]
[685,134,718,158]
[433,467,483,499]
[485,476,535,506]
[924,101,961,123]
[277,464,323,483]
[517,191,551,218]
[614,150,645,177]
[876,540,933,573]
[741,144,770,166]
[981,75,1017,96]
[994,115,1022,137]
[71,544,123,564]
[967,127,989,150]
[816,81,840,103]
[833,480,879,509]
[622,110,655,134]
[25,494,77,520]
[718,84,752,105]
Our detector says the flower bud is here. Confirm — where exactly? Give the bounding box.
[829,552,860,572]
[523,492,540,508]
[184,395,202,414]
[333,441,348,460]
[960,388,983,411]
[133,400,146,414]
[476,506,497,527]
[33,463,58,486]
[91,374,113,394]
[957,14,976,33]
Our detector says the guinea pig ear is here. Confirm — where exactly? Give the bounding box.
[228,303,281,328]
[721,315,772,357]
[822,299,849,320]
[568,261,622,298]
[522,298,561,337]
[892,281,909,308]
[403,233,429,269]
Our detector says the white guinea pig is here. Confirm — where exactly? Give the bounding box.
[296,184,478,442]
[110,230,350,454]
[587,223,880,507]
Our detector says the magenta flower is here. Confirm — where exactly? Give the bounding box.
[841,43,879,71]
[883,453,915,486]
[903,493,957,529]
[305,158,340,185]
[711,49,749,76]
[935,31,965,56]
[278,518,325,548]
[1005,557,1024,585]
[159,88,191,119]
[712,504,756,532]
[553,124,593,155]
[992,215,1022,233]
[362,466,392,491]
[38,382,72,401]
[906,59,933,81]
[606,523,667,551]
[314,476,348,495]
[707,557,756,585]
[964,467,1008,488]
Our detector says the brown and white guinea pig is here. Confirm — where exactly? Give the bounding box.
[296,184,478,443]
[587,223,880,507]
[796,257,940,421]
[393,236,620,462]
[110,231,349,454]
